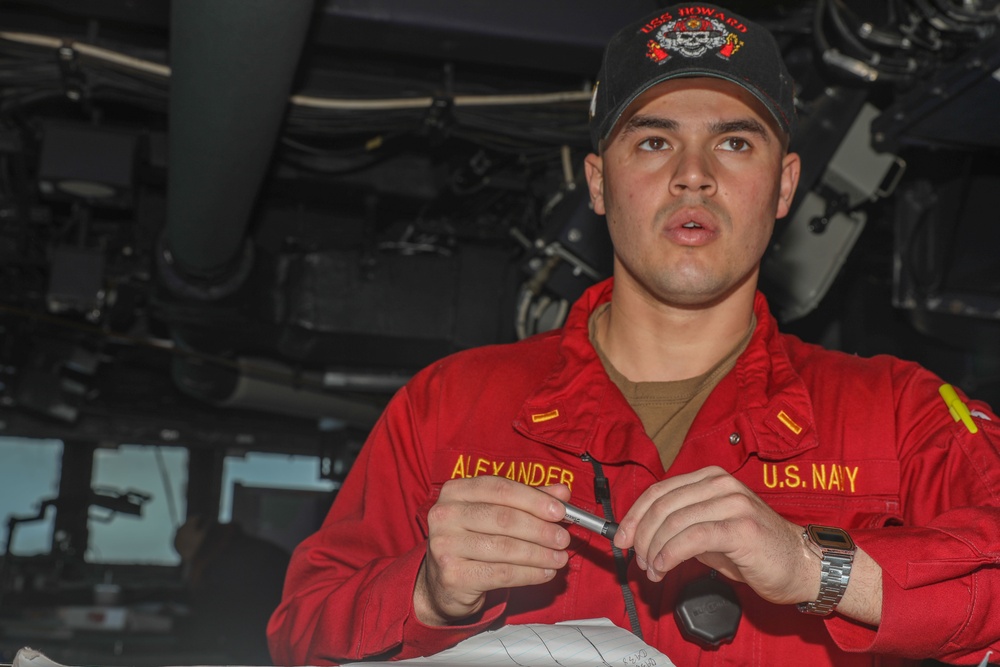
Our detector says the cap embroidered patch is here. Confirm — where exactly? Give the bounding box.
[645,16,744,64]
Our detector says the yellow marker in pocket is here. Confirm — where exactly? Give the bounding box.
[939,384,978,434]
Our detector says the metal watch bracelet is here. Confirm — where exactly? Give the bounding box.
[797,526,855,616]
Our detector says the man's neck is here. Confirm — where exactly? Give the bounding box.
[595,280,757,383]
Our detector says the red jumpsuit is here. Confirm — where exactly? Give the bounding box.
[268,279,1000,666]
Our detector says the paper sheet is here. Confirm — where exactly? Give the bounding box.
[342,618,675,667]
[10,631,996,667]
[9,620,673,667]
[10,649,63,667]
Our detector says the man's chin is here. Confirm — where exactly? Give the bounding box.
[647,273,756,310]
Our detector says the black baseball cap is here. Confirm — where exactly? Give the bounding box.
[589,3,797,150]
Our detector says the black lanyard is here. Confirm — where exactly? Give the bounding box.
[582,455,741,648]
[583,454,643,639]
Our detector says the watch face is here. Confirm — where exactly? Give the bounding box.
[808,525,855,550]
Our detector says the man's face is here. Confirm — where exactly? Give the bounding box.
[585,78,800,309]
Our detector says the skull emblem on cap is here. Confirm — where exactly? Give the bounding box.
[656,17,728,58]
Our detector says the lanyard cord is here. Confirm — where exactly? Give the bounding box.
[583,454,643,639]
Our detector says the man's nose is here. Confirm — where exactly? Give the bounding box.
[669,148,717,195]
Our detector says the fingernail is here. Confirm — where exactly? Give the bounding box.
[635,555,647,571]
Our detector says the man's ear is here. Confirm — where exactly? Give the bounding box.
[584,152,606,216]
[776,151,801,220]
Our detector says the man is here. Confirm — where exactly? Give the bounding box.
[174,516,291,665]
[268,4,1000,666]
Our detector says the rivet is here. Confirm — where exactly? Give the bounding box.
[729,432,741,445]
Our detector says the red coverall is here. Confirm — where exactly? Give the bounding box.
[268,279,1000,666]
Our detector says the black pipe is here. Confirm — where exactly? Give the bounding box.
[163,0,315,297]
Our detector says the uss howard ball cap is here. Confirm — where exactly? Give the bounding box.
[589,3,797,150]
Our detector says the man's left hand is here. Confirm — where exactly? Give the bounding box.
[612,465,818,606]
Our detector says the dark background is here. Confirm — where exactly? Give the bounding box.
[1,0,999,664]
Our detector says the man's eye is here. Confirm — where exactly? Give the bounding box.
[639,137,668,151]
[719,137,750,152]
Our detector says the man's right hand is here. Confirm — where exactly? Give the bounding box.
[413,477,573,625]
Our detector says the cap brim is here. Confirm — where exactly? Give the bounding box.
[599,69,789,144]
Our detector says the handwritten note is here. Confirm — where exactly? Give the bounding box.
[343,618,676,667]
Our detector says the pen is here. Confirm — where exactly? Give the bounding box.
[560,500,619,541]
[939,383,979,434]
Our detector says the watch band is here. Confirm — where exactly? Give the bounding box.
[797,525,855,616]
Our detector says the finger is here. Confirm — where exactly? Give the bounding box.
[439,476,567,522]
[432,480,571,551]
[428,529,569,585]
[428,503,570,565]
[643,476,753,555]
[642,496,757,581]
[614,466,728,550]
[615,467,727,538]
[538,483,572,504]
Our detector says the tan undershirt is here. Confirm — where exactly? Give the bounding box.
[589,303,755,470]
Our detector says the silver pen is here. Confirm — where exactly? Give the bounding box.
[559,500,619,541]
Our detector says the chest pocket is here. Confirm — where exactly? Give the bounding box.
[738,458,902,528]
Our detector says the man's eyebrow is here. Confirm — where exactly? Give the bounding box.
[620,114,679,136]
[709,118,772,143]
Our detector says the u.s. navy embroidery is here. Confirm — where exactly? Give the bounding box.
[450,455,575,490]
[762,462,860,493]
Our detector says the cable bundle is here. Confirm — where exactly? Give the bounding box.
[813,0,1000,86]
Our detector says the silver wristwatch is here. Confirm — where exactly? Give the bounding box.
[797,524,855,616]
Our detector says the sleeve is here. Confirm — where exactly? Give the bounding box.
[825,371,1000,664]
[266,380,507,665]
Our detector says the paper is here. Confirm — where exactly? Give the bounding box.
[11,619,675,667]
[343,618,675,667]
[11,648,63,667]
[10,625,996,667]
